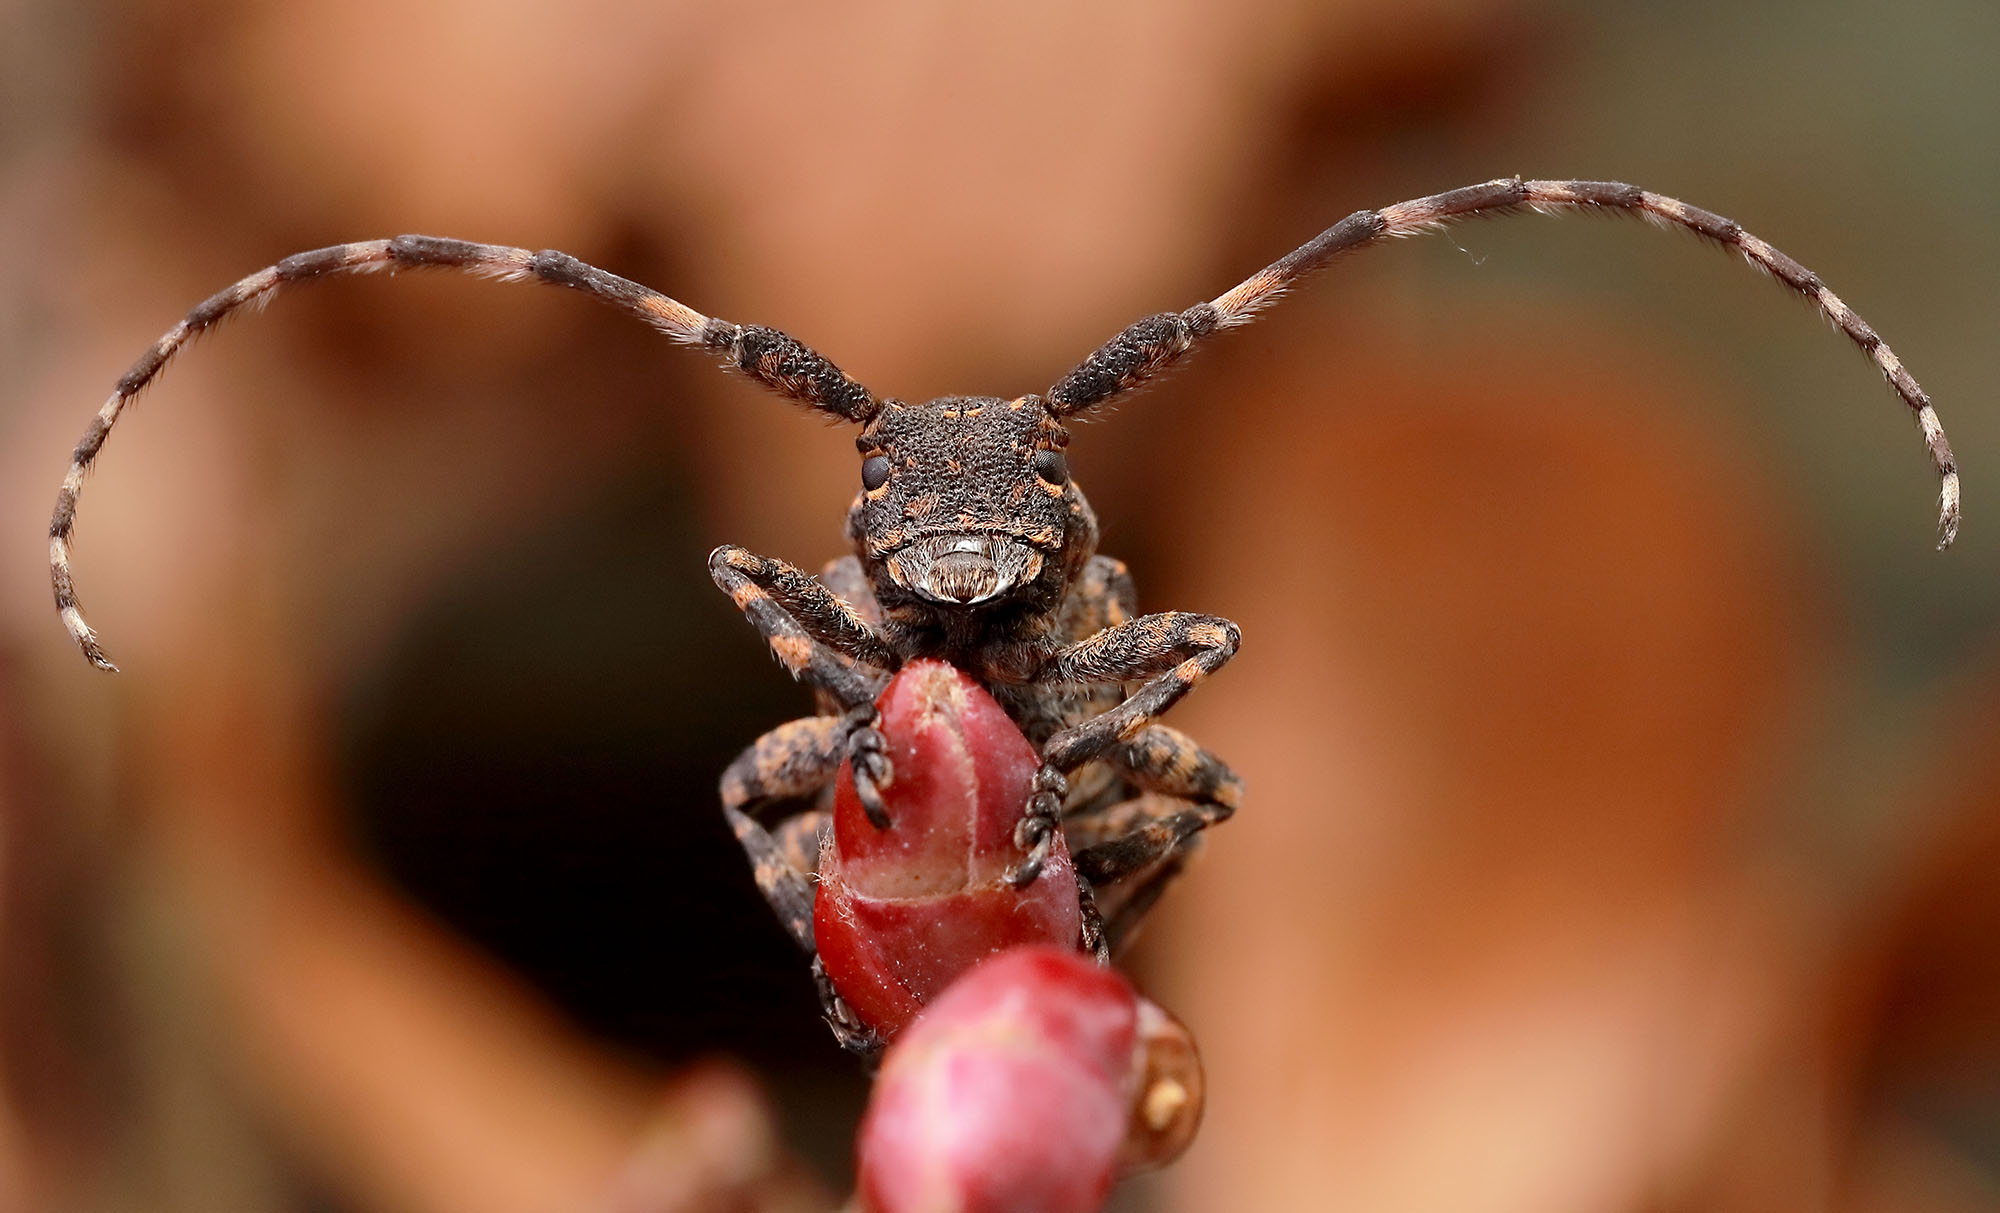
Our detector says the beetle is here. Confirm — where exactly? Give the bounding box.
[50,178,1961,998]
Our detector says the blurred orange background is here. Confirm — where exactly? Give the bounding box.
[2,1,1997,1210]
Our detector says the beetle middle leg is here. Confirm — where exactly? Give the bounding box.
[1010,611,1241,884]
[721,715,891,1056]
[719,714,852,951]
[1064,796,1192,953]
[1062,724,1242,949]
[1072,724,1242,882]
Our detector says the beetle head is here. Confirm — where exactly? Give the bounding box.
[847,395,1089,611]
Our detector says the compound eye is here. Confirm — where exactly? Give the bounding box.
[861,454,892,491]
[1032,448,1069,486]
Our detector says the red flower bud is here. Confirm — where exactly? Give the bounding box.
[855,946,1204,1213]
[814,661,1082,1039]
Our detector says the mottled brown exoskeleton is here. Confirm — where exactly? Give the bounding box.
[51,179,1962,1051]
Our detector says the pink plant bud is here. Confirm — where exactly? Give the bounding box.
[855,946,1204,1213]
[814,661,1082,1039]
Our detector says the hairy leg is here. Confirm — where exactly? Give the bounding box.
[1007,613,1240,885]
[1061,726,1242,948]
[719,715,851,951]
[708,545,893,710]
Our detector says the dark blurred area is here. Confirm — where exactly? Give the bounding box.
[2,0,1997,1210]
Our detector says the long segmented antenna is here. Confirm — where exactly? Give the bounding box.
[51,236,879,671]
[1046,177,1960,549]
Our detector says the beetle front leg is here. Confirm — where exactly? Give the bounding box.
[1041,611,1241,768]
[709,544,895,711]
[1005,764,1071,888]
[710,545,902,822]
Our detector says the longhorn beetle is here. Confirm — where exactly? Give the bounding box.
[50,179,1962,1009]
